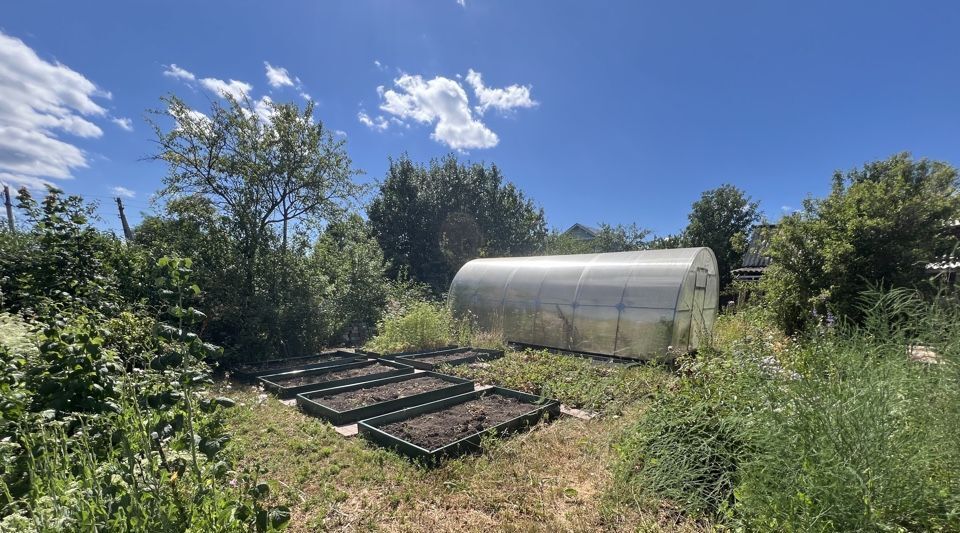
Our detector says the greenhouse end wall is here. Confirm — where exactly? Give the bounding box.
[448,248,719,359]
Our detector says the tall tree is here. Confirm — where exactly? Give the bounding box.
[151,95,359,292]
[684,184,760,288]
[762,153,960,332]
[368,154,547,292]
[148,94,361,356]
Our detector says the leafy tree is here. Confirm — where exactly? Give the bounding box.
[150,94,359,300]
[368,154,546,291]
[761,153,960,332]
[312,215,390,338]
[543,223,651,255]
[134,195,248,348]
[683,184,760,288]
[147,95,362,358]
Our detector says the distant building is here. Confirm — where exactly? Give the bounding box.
[731,224,777,283]
[563,223,599,241]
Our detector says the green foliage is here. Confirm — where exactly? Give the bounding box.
[610,347,766,518]
[645,233,685,250]
[145,94,364,359]
[0,187,148,317]
[0,259,289,531]
[542,223,650,255]
[447,349,673,414]
[762,152,960,332]
[312,215,390,341]
[610,290,960,530]
[368,154,547,292]
[683,184,760,288]
[363,301,460,354]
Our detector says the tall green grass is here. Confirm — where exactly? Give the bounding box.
[610,290,960,531]
[363,300,506,354]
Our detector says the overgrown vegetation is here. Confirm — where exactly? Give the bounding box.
[447,349,672,415]
[0,193,288,531]
[2,76,959,532]
[610,293,960,531]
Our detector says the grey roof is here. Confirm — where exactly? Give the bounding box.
[563,223,599,237]
[740,224,777,269]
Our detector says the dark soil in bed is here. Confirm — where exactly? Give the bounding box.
[410,350,480,365]
[236,354,348,373]
[377,393,538,450]
[268,363,396,387]
[312,375,452,411]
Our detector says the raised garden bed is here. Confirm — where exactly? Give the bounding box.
[258,360,413,399]
[396,347,504,371]
[231,350,360,382]
[296,372,474,425]
[358,387,560,463]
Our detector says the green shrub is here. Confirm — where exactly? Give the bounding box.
[761,153,960,333]
[364,301,459,354]
[732,298,960,531]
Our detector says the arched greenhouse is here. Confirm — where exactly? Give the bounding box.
[448,248,719,360]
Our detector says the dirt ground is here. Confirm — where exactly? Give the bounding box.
[313,375,453,412]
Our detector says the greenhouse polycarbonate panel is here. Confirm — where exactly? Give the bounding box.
[449,248,719,359]
[575,257,634,306]
[615,307,676,357]
[502,300,538,343]
[571,304,620,354]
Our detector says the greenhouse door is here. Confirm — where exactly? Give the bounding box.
[689,267,709,350]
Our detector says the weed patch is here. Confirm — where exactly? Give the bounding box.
[446,349,674,414]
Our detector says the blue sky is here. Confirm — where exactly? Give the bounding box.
[2,1,959,236]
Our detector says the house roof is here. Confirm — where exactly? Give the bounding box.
[563,223,599,237]
[740,224,777,269]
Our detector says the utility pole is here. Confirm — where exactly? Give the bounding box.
[3,185,13,233]
[116,197,133,241]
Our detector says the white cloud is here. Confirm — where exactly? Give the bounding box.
[0,31,111,189]
[111,117,133,131]
[374,59,386,71]
[358,110,389,132]
[299,91,312,101]
[465,69,536,115]
[334,129,347,137]
[112,185,135,198]
[199,77,252,100]
[457,0,466,6]
[264,62,294,88]
[163,63,195,82]
[377,73,498,150]
[253,95,275,123]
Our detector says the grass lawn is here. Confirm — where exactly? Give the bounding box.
[220,350,701,532]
